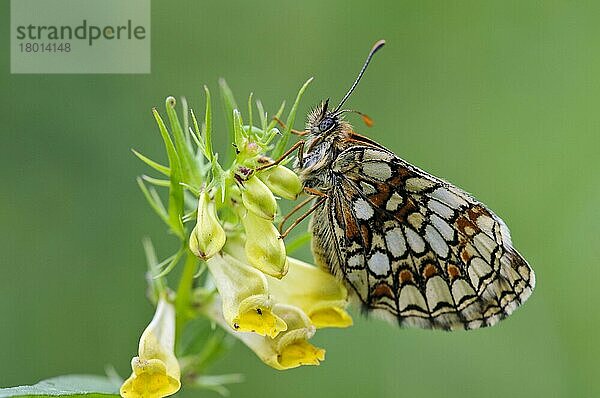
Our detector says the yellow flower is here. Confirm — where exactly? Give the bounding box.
[242,211,288,278]
[189,190,226,260]
[268,257,353,328]
[240,174,277,220]
[231,304,326,370]
[206,253,287,338]
[121,298,180,398]
[258,165,303,200]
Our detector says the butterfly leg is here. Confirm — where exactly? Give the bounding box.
[278,196,315,232]
[273,116,309,136]
[280,196,327,239]
[303,187,328,197]
[255,140,304,171]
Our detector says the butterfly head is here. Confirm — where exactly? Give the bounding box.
[305,39,385,137]
[306,99,345,136]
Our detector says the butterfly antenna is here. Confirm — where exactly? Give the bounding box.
[336,109,375,127]
[333,39,386,114]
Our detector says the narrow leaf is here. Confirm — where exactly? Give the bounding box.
[152,108,185,240]
[131,149,170,177]
[232,109,245,149]
[256,99,267,131]
[165,97,202,187]
[218,79,238,162]
[181,96,191,145]
[247,92,254,136]
[154,246,185,279]
[265,100,286,133]
[141,175,170,187]
[203,86,214,162]
[137,177,169,226]
[272,77,313,157]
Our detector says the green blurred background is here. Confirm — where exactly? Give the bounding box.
[2,1,599,397]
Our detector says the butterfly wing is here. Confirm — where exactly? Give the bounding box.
[310,143,535,330]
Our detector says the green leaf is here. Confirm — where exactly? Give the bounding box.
[189,109,206,156]
[154,245,186,278]
[143,237,166,302]
[180,96,191,146]
[256,99,267,131]
[203,86,214,163]
[272,77,313,158]
[152,108,185,240]
[136,177,169,226]
[131,149,170,177]
[0,375,119,398]
[141,175,170,187]
[165,97,203,188]
[218,79,238,163]
[232,109,246,149]
[265,100,286,134]
[246,92,254,136]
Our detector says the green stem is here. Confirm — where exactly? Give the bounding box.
[175,250,198,349]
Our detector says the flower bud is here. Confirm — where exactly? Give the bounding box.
[259,165,303,200]
[240,175,277,220]
[242,211,288,278]
[189,191,226,260]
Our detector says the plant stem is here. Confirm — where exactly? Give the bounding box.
[175,250,198,350]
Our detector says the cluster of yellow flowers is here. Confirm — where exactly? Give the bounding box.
[195,162,353,370]
[121,84,352,398]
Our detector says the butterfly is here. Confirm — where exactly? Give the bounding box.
[292,40,535,330]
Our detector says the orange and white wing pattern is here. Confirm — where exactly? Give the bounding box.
[310,144,535,330]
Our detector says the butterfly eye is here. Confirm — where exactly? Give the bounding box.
[318,117,335,132]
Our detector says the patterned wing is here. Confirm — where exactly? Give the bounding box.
[311,144,535,330]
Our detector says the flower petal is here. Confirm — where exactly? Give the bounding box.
[207,253,287,338]
[227,304,326,370]
[120,357,180,398]
[268,257,353,328]
[120,298,180,398]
